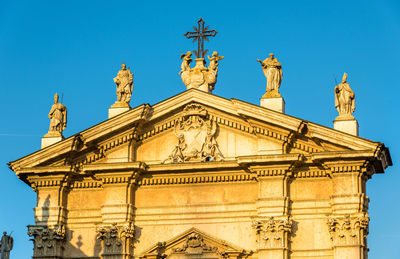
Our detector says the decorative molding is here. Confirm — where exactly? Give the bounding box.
[96,222,135,258]
[139,173,255,186]
[327,214,369,247]
[164,103,224,163]
[27,224,66,258]
[252,216,292,250]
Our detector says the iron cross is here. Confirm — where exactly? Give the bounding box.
[184,18,218,59]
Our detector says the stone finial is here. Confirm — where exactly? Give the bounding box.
[333,73,358,136]
[109,63,133,118]
[42,93,67,148]
[258,53,285,113]
[179,51,223,93]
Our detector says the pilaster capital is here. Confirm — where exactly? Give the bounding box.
[27,224,66,258]
[252,216,292,250]
[96,222,135,257]
[327,213,369,247]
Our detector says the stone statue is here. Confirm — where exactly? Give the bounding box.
[46,93,67,137]
[257,53,283,98]
[113,63,133,106]
[207,51,224,72]
[179,51,223,93]
[335,73,355,120]
[179,51,192,75]
[0,232,13,259]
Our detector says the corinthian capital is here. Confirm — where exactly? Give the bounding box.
[327,214,369,247]
[252,216,292,249]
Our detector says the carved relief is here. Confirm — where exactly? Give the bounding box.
[327,214,369,247]
[27,224,66,258]
[164,104,223,163]
[96,222,135,258]
[173,233,218,254]
[252,216,292,249]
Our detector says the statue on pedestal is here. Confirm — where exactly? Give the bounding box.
[257,53,283,98]
[0,232,13,259]
[45,93,67,137]
[113,63,133,107]
[335,73,355,120]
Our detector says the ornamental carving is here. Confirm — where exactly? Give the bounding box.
[252,216,292,249]
[27,224,66,258]
[327,214,369,247]
[96,222,135,258]
[164,104,223,163]
[173,233,218,254]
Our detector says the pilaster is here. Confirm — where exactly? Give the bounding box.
[251,164,293,259]
[96,170,141,258]
[327,214,369,259]
[326,162,370,259]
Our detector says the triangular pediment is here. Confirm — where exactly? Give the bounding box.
[9,89,390,177]
[139,227,251,258]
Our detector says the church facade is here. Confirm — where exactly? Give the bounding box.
[8,21,392,258]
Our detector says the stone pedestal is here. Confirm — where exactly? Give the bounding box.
[260,97,285,113]
[333,119,358,136]
[109,102,130,119]
[41,135,63,149]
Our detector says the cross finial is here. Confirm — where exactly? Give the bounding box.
[184,18,218,59]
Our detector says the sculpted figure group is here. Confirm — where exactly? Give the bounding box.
[179,51,224,93]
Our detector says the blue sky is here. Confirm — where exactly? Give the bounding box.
[0,0,399,258]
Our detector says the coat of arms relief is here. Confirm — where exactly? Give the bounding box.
[164,103,223,163]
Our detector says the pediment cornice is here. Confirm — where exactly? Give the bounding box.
[9,89,391,177]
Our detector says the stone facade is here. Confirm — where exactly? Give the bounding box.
[8,89,391,258]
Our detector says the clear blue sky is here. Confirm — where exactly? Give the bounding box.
[1,0,399,258]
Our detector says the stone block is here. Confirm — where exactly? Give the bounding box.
[333,119,359,136]
[260,97,285,113]
[41,135,63,148]
[108,106,130,119]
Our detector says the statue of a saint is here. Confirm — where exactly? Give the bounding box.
[179,51,192,75]
[46,93,67,137]
[0,232,13,259]
[207,51,224,72]
[257,53,283,98]
[113,63,133,105]
[335,73,355,120]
